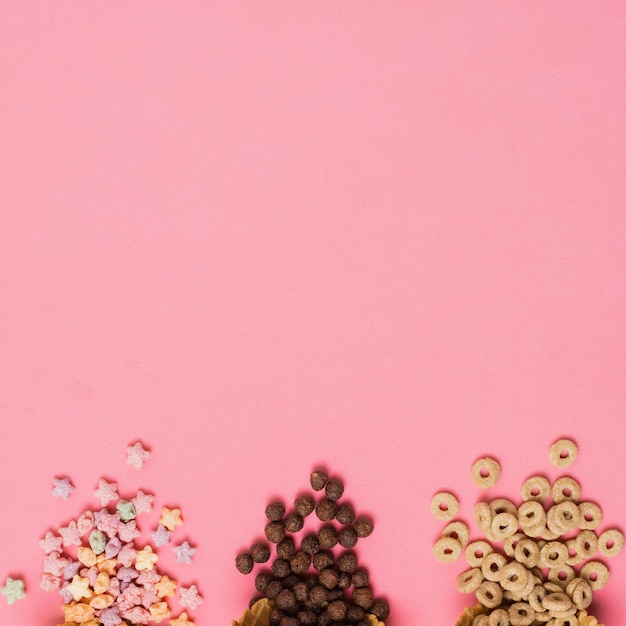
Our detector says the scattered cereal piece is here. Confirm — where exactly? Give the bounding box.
[160,507,184,531]
[39,530,64,554]
[52,477,75,500]
[598,528,624,557]
[93,479,119,507]
[170,611,195,626]
[433,536,463,562]
[155,575,178,598]
[442,520,470,547]
[132,490,155,515]
[173,541,196,564]
[149,601,171,622]
[151,524,174,547]
[116,500,137,522]
[471,457,501,489]
[1,577,26,604]
[67,574,93,601]
[179,584,203,610]
[549,438,578,468]
[59,520,82,547]
[430,491,459,521]
[520,475,551,503]
[126,441,151,470]
[135,545,158,570]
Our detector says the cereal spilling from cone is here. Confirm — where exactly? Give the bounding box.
[233,470,389,626]
[432,439,624,626]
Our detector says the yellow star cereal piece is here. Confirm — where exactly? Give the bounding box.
[93,572,110,595]
[63,600,96,622]
[135,545,158,570]
[77,547,97,567]
[67,575,93,601]
[155,574,178,598]
[89,593,114,609]
[149,601,172,623]
[96,555,117,575]
[160,507,183,531]
[170,612,195,626]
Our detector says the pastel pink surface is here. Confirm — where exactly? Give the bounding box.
[1,3,625,625]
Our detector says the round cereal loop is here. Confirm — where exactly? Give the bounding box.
[518,501,547,531]
[433,536,462,562]
[500,562,530,594]
[476,580,503,609]
[503,533,526,559]
[576,530,599,560]
[475,502,493,533]
[443,520,470,547]
[508,602,535,626]
[528,585,548,613]
[465,540,494,568]
[514,538,541,569]
[539,541,569,568]
[551,618,579,626]
[546,501,580,534]
[547,564,576,589]
[481,551,507,582]
[431,491,459,520]
[598,528,624,557]
[474,616,489,626]
[490,512,519,541]
[542,592,573,613]
[488,608,509,626]
[457,567,485,594]
[578,502,602,530]
[549,439,578,468]
[490,498,518,517]
[566,578,593,610]
[580,560,609,591]
[521,475,551,503]
[552,477,582,504]
[472,457,501,489]
[565,538,584,567]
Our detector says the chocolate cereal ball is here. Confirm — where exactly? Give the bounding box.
[294,495,316,517]
[325,479,345,502]
[265,501,286,521]
[250,542,271,563]
[235,553,254,574]
[315,498,337,522]
[310,470,329,491]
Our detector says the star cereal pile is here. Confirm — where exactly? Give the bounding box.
[432,439,624,626]
[37,441,202,626]
[233,470,389,626]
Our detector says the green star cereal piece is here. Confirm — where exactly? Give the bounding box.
[1,577,26,604]
[89,529,107,555]
[117,499,137,522]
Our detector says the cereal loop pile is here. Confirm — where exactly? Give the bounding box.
[432,439,623,626]
[234,470,389,626]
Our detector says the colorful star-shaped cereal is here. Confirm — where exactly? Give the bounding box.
[149,601,171,623]
[135,545,158,570]
[132,490,155,515]
[94,478,119,506]
[151,524,173,547]
[59,520,82,547]
[52,476,75,500]
[160,507,183,531]
[170,612,195,626]
[117,499,137,522]
[173,540,196,564]
[126,441,151,470]
[179,583,203,610]
[39,530,63,554]
[155,574,177,598]
[63,600,96,623]
[43,551,69,576]
[1,577,26,604]
[67,574,93,601]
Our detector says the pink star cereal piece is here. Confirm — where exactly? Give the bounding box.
[39,573,61,592]
[77,510,96,535]
[135,545,158,570]
[160,507,183,532]
[127,441,151,470]
[132,490,155,515]
[122,605,151,624]
[97,511,122,538]
[43,551,70,576]
[94,478,119,506]
[39,531,63,554]
[52,476,75,500]
[173,541,196,564]
[118,520,140,543]
[137,569,161,586]
[116,543,137,568]
[170,612,195,626]
[59,521,82,547]
[141,585,160,608]
[151,524,173,547]
[179,584,203,611]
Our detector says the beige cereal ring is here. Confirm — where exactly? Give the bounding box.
[598,528,624,557]
[488,608,509,626]
[465,540,494,568]
[431,491,459,520]
[472,457,501,488]
[508,602,535,626]
[503,532,526,559]
[576,530,599,560]
[518,501,547,531]
[566,578,593,610]
[546,501,580,534]
[547,564,576,589]
[500,561,530,594]
[549,439,578,468]
[490,512,519,542]
[443,520,470,547]
[433,535,463,562]
[456,567,485,594]
[542,592,573,613]
[521,475,551,503]
[580,560,609,591]
[539,541,569,569]
[490,498,518,517]
[578,502,602,530]
[552,477,582,504]
[475,502,493,533]
[475,580,503,609]
[514,538,541,569]
[481,551,507,582]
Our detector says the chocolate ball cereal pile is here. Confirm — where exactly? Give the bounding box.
[432,439,624,626]
[234,470,389,626]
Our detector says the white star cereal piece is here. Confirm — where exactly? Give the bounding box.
[94,478,119,506]
[127,441,151,470]
[52,477,75,500]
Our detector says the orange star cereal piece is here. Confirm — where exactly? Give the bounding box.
[149,601,171,622]
[135,545,158,570]
[160,507,183,531]
[170,612,195,626]
[155,574,178,598]
[62,600,96,622]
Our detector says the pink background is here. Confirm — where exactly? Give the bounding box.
[1,2,625,625]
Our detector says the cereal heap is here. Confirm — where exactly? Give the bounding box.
[234,470,389,626]
[38,442,201,626]
[432,439,623,626]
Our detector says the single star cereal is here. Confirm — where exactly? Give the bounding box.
[173,541,196,564]
[170,611,195,626]
[1,577,26,604]
[52,477,75,500]
[160,507,184,531]
[132,489,155,514]
[179,584,203,610]
[127,440,151,470]
[39,530,63,554]
[135,545,158,570]
[151,524,174,547]
[94,478,119,506]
